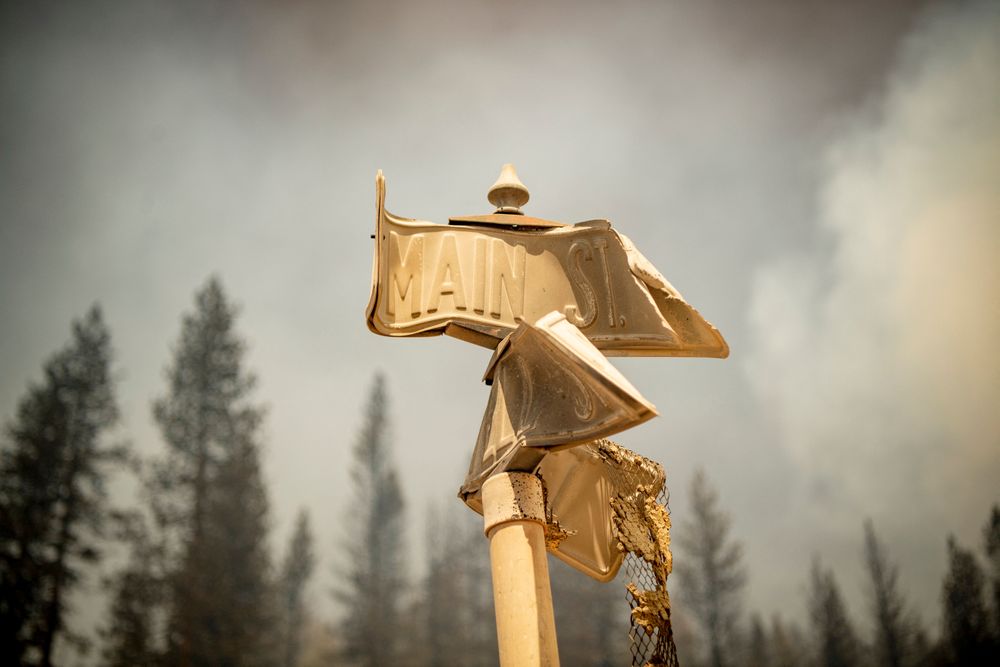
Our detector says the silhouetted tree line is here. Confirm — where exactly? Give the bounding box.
[672,471,1000,667]
[2,279,999,666]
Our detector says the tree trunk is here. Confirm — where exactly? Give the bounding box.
[39,451,81,667]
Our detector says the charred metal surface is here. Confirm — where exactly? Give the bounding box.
[536,440,662,581]
[611,477,678,667]
[538,473,578,553]
[481,471,546,536]
[611,486,672,576]
[596,439,667,490]
[626,584,672,638]
[543,517,576,551]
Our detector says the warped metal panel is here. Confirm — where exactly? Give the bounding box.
[366,171,729,358]
[459,311,656,503]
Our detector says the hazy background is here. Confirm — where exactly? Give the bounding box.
[1,0,997,648]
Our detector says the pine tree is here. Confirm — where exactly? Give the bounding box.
[550,557,626,667]
[0,306,127,666]
[101,519,162,667]
[864,519,919,667]
[675,468,746,667]
[421,502,496,667]
[809,557,861,667]
[769,614,809,667]
[984,506,1000,638]
[422,503,464,666]
[910,626,944,667]
[280,509,316,667]
[746,613,768,667]
[335,374,406,666]
[152,277,262,549]
[197,436,275,665]
[152,277,275,667]
[940,535,993,666]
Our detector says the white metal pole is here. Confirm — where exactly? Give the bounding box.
[482,472,560,667]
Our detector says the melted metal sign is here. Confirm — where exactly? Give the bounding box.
[458,311,668,581]
[540,440,667,582]
[459,311,656,502]
[365,166,717,609]
[366,172,729,358]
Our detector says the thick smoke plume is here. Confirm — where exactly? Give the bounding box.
[747,0,999,610]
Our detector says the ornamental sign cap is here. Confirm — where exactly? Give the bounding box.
[488,163,530,214]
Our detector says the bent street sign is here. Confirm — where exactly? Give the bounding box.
[365,171,729,358]
[459,310,658,505]
[537,440,666,582]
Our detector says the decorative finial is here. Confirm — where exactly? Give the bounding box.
[488,164,530,214]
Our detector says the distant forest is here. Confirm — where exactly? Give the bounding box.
[1,277,998,667]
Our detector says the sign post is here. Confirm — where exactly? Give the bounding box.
[365,164,728,667]
[482,472,559,666]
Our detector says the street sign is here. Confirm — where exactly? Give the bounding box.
[459,311,657,507]
[536,440,665,582]
[365,165,725,666]
[366,171,729,358]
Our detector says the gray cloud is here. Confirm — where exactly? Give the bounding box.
[4,0,977,647]
[747,0,1000,622]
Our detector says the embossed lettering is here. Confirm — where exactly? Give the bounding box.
[427,233,467,312]
[595,238,623,328]
[387,231,423,318]
[473,237,487,314]
[489,239,526,320]
[564,240,598,328]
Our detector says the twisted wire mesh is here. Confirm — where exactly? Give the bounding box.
[599,443,679,667]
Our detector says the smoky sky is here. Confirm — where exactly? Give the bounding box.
[2,0,995,644]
